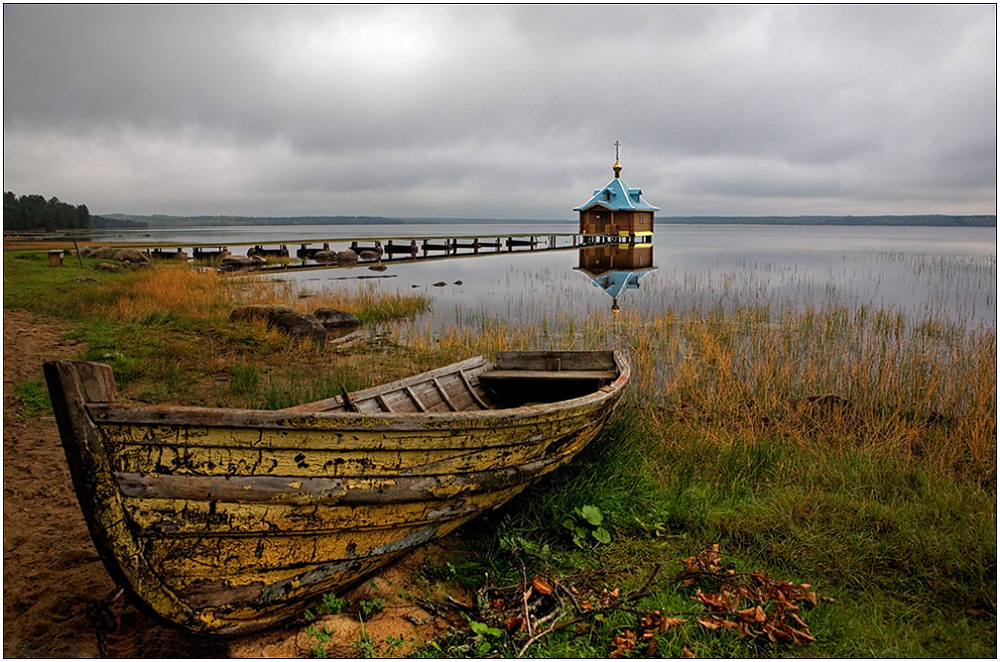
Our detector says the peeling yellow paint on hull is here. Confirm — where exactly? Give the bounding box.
[44,352,629,634]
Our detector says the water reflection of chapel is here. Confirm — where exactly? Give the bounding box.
[574,143,658,241]
[575,243,657,316]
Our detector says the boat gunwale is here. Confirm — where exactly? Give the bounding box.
[83,351,630,429]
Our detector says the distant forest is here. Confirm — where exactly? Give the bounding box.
[3,191,144,232]
[103,213,997,228]
[6,196,996,233]
[4,191,91,232]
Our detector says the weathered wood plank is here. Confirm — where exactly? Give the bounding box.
[431,377,459,411]
[147,520,451,578]
[123,483,529,540]
[112,441,587,505]
[166,517,471,611]
[459,371,491,409]
[436,373,478,410]
[495,350,617,372]
[87,402,600,434]
[404,380,449,412]
[282,356,490,413]
[91,403,605,452]
[105,438,548,478]
[404,386,428,412]
[481,369,618,381]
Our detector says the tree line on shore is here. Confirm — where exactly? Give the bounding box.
[3,191,147,232]
[4,191,90,232]
[5,189,995,232]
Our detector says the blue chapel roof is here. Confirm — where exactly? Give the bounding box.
[579,269,655,299]
[574,176,660,212]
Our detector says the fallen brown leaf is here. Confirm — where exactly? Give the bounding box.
[660,616,687,631]
[532,576,553,595]
[697,617,724,630]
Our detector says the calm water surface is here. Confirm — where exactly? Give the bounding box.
[97,223,997,331]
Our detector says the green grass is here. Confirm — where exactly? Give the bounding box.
[5,249,995,657]
[13,379,52,415]
[4,251,429,406]
[424,405,996,658]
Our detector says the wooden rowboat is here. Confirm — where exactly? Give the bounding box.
[44,350,629,634]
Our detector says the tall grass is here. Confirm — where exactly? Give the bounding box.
[83,267,430,324]
[5,249,995,655]
[403,293,995,486]
[4,255,431,406]
[414,291,995,656]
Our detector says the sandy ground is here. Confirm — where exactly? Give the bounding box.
[2,308,469,657]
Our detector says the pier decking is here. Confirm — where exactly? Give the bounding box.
[89,232,651,273]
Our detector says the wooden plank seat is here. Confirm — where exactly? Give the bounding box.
[480,369,618,381]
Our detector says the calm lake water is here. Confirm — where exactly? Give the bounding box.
[95,223,997,332]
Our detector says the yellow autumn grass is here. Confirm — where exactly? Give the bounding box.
[416,299,996,485]
[77,261,996,484]
[86,265,428,323]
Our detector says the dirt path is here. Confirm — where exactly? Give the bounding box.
[2,309,467,657]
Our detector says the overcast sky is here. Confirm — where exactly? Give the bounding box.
[3,4,996,219]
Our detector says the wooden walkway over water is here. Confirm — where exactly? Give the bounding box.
[127,232,652,273]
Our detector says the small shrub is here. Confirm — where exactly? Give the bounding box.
[562,504,612,547]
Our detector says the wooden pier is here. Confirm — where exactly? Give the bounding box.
[77,232,651,273]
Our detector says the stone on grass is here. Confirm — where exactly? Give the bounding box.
[313,308,361,330]
[113,249,151,264]
[230,305,327,345]
[90,247,119,260]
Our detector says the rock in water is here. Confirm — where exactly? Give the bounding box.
[220,255,266,271]
[313,250,339,264]
[336,249,358,267]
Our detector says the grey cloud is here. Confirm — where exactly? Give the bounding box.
[3,4,995,217]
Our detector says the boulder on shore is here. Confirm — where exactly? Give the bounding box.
[90,246,119,260]
[113,249,151,264]
[230,305,327,345]
[313,308,361,330]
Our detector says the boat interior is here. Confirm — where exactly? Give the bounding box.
[283,351,620,414]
